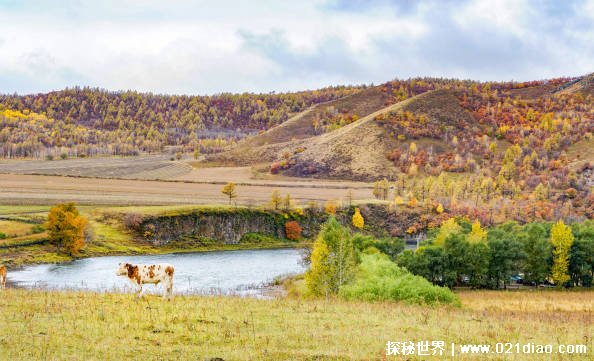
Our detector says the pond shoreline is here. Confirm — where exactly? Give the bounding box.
[3,240,309,271]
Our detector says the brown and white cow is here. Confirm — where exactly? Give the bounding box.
[0,265,7,289]
[116,263,174,299]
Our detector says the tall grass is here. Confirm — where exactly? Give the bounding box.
[0,288,591,360]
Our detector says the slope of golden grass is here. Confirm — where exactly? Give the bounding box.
[0,289,591,360]
[209,86,393,165]
[281,89,476,180]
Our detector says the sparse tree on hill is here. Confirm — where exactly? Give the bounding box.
[372,178,390,200]
[270,190,282,210]
[221,182,237,204]
[283,193,292,211]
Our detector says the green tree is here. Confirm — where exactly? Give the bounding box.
[487,227,526,289]
[569,221,594,287]
[518,223,551,286]
[45,203,87,256]
[550,220,574,286]
[466,242,491,288]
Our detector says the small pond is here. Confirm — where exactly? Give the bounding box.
[7,248,306,297]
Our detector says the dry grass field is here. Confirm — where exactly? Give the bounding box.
[0,155,192,180]
[0,173,374,206]
[0,289,591,360]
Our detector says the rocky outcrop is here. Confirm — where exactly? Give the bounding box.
[136,208,321,245]
[131,205,428,246]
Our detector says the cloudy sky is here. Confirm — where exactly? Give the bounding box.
[0,0,593,95]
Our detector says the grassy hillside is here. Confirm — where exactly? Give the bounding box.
[0,289,591,360]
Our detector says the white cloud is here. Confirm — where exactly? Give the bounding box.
[0,0,592,94]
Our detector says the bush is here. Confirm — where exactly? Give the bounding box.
[60,153,68,160]
[339,253,459,305]
[352,234,405,261]
[285,221,302,241]
[352,208,364,229]
[31,225,44,234]
[122,213,144,230]
[239,232,279,244]
[0,232,6,239]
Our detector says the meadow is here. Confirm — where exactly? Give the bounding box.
[0,289,591,360]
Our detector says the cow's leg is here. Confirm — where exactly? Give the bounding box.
[136,284,144,299]
[164,278,173,300]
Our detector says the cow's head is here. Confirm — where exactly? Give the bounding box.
[116,263,131,276]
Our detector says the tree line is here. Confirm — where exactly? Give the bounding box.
[397,218,593,288]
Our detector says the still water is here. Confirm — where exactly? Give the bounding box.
[7,248,306,297]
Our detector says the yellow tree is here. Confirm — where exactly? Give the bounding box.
[550,220,574,286]
[305,235,332,297]
[434,218,461,246]
[45,203,87,256]
[221,182,237,204]
[467,220,487,243]
[352,208,364,229]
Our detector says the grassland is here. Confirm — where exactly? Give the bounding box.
[0,289,591,360]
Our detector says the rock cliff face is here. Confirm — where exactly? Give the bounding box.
[137,208,321,246]
[132,205,427,246]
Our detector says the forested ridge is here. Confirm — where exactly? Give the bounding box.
[0,85,361,158]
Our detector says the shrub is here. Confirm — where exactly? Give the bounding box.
[324,201,337,215]
[31,224,45,234]
[0,232,6,239]
[60,153,68,160]
[352,234,404,261]
[285,221,302,241]
[339,253,459,305]
[352,208,364,229]
[240,232,279,244]
[123,213,144,230]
